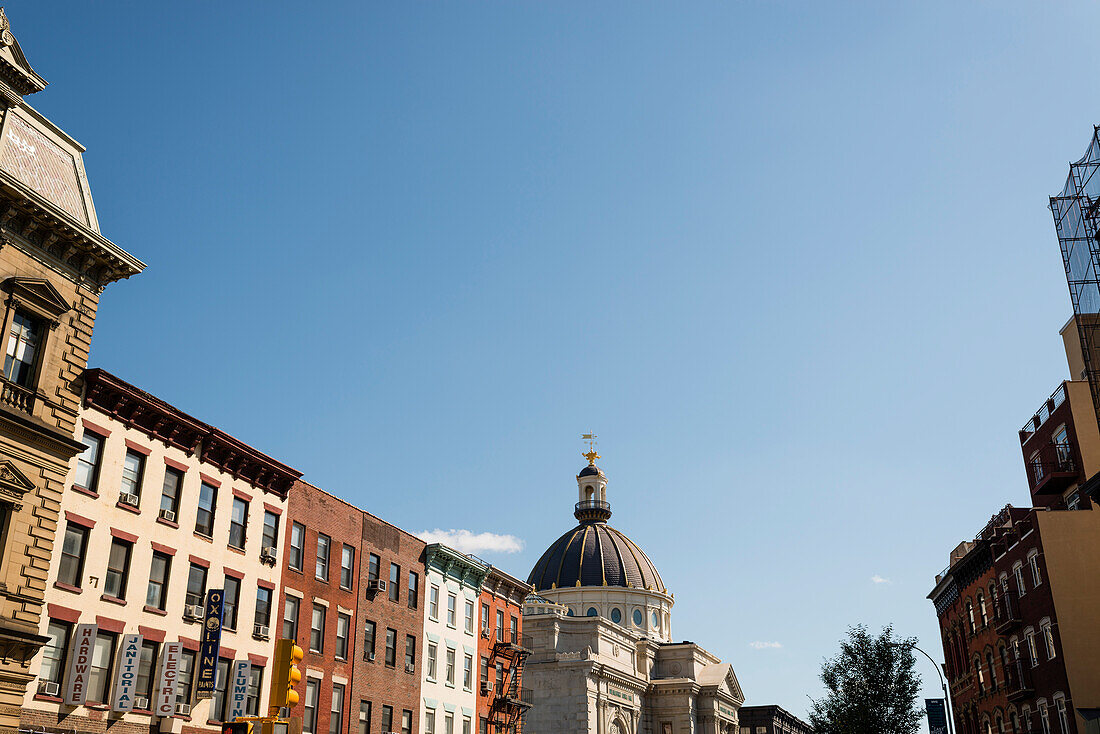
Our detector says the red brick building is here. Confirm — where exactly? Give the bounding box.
[279,481,361,734]
[476,567,531,734]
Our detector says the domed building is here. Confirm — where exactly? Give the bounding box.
[521,448,745,734]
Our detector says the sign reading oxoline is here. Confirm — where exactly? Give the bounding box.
[195,588,225,699]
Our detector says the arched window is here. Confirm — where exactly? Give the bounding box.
[586,607,598,617]
[975,656,985,693]
[651,611,660,630]
[967,601,976,633]
[996,714,1005,734]
[566,607,575,616]
[987,651,998,690]
[978,592,988,627]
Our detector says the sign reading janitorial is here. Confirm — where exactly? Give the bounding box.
[227,660,252,720]
[195,588,225,699]
[111,633,143,712]
[63,623,97,706]
[154,641,182,718]
[926,698,948,734]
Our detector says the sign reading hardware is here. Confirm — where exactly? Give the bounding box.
[194,589,225,699]
[154,642,182,718]
[227,660,252,720]
[63,623,98,706]
[111,633,143,711]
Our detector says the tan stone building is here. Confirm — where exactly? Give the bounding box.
[0,10,143,731]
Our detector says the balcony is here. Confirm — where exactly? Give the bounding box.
[1020,383,1068,438]
[0,377,35,415]
[1029,441,1078,495]
[1005,659,1034,702]
[993,591,1022,634]
[574,499,612,521]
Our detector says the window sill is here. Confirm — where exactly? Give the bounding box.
[228,545,246,556]
[193,531,214,543]
[85,703,110,711]
[53,582,81,595]
[131,708,152,717]
[143,605,168,617]
[156,516,180,530]
[72,485,98,499]
[339,585,352,592]
[115,501,141,515]
[315,576,329,584]
[445,682,455,689]
[33,693,62,703]
[100,594,126,606]
[288,566,303,575]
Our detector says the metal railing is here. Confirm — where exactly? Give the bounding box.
[575,500,610,513]
[1029,442,1077,486]
[1006,658,1034,700]
[1021,383,1068,435]
[993,590,1022,631]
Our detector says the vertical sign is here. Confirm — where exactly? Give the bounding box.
[63,623,97,706]
[194,588,225,699]
[154,641,182,718]
[227,660,252,720]
[926,698,948,734]
[111,633,143,711]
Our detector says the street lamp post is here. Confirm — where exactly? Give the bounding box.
[906,642,956,734]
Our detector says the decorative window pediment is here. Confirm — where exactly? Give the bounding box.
[0,459,34,509]
[2,277,70,323]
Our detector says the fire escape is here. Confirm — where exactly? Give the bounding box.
[488,630,532,733]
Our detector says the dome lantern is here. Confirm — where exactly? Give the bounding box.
[576,433,611,522]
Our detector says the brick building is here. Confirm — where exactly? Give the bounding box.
[476,567,531,734]
[0,10,144,729]
[736,705,811,734]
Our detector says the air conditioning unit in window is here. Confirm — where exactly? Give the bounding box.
[366,579,386,594]
[37,680,59,696]
[254,624,270,640]
[134,696,149,710]
[260,546,277,564]
[119,492,140,508]
[184,604,205,621]
[481,681,494,695]
[175,703,191,716]
[367,652,375,662]
[405,662,415,674]
[158,508,176,522]
[481,627,492,639]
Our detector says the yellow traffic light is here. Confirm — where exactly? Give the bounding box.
[268,639,305,715]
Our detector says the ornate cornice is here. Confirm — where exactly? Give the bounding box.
[83,368,302,497]
[425,543,490,589]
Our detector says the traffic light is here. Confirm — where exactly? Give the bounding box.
[223,722,251,734]
[268,639,304,715]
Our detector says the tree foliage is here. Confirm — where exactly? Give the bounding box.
[809,625,924,734]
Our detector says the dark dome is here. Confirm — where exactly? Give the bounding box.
[527,522,666,593]
[578,465,601,478]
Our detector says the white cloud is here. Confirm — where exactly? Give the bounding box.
[871,574,891,585]
[749,641,783,650]
[417,529,524,555]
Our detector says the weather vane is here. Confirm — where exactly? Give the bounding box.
[582,433,600,465]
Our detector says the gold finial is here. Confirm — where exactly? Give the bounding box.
[582,433,599,465]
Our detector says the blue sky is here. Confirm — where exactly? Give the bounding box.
[11,0,1100,718]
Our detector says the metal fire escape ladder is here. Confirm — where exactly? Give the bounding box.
[489,634,532,733]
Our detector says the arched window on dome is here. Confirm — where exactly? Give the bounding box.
[610,608,622,624]
[632,609,643,626]
[651,611,660,629]
[586,607,598,617]
[566,607,575,616]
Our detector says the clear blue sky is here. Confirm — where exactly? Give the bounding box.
[11,0,1100,718]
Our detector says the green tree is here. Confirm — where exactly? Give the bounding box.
[809,625,924,734]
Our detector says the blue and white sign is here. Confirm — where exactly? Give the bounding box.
[111,633,143,712]
[227,660,252,720]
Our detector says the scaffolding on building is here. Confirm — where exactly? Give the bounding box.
[1051,125,1100,432]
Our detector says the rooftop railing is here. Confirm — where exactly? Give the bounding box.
[1021,382,1068,436]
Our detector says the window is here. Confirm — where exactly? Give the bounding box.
[480,719,488,734]
[246,666,263,716]
[262,511,280,551]
[1039,701,1051,734]
[283,596,300,640]
[58,522,89,588]
[121,450,145,500]
[1029,551,1043,586]
[1014,562,1027,596]
[425,710,435,734]
[229,497,248,549]
[1026,630,1039,667]
[335,613,349,660]
[363,620,376,660]
[445,713,454,734]
[447,594,457,627]
[496,610,504,641]
[429,586,439,620]
[289,523,305,571]
[402,710,413,734]
[382,706,393,733]
[1055,697,1070,734]
[480,656,489,685]
[481,603,489,633]
[4,311,40,386]
[40,620,70,685]
[975,657,984,693]
[462,718,470,734]
[427,643,437,679]
[340,545,354,589]
[160,467,183,517]
[405,635,415,670]
[510,616,518,643]
[446,648,456,685]
[359,702,372,734]
[408,571,418,608]
[986,651,997,690]
[223,576,241,631]
[196,482,217,536]
[463,654,472,689]
[1042,620,1056,660]
[389,563,400,602]
[146,551,171,610]
[1067,491,1081,510]
[385,628,397,667]
[303,679,319,734]
[633,609,643,626]
[185,563,207,608]
[464,600,474,634]
[329,683,345,734]
[255,586,272,628]
[495,661,503,692]
[177,650,195,706]
[310,605,326,653]
[316,534,330,581]
[74,432,104,492]
[103,538,132,600]
[977,592,988,627]
[136,640,158,702]
[88,631,116,704]
[368,553,379,582]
